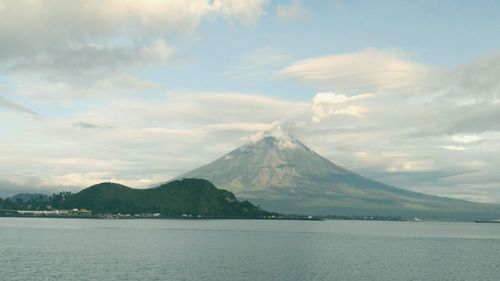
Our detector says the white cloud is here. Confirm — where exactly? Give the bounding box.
[0,0,269,57]
[280,49,430,93]
[439,145,466,151]
[311,92,373,122]
[386,160,435,173]
[215,0,269,27]
[451,134,481,143]
[313,92,374,104]
[248,126,299,149]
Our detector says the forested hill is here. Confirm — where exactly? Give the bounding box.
[0,178,271,218]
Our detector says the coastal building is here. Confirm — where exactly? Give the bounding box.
[17,209,92,216]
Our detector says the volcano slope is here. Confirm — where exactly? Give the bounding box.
[178,129,500,220]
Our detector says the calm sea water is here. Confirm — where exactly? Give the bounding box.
[1,218,499,281]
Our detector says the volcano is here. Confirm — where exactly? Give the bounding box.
[177,128,499,219]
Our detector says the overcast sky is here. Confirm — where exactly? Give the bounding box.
[1,0,500,203]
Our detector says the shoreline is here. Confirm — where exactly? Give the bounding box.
[1,214,490,223]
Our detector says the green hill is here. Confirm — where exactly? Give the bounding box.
[65,178,269,217]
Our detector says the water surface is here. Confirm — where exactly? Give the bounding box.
[1,218,499,280]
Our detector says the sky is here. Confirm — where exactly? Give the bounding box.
[1,0,500,203]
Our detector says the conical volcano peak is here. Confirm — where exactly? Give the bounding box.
[248,126,300,150]
[177,127,500,218]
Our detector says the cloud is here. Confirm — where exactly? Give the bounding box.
[0,0,269,58]
[0,1,184,59]
[386,160,435,173]
[0,0,269,83]
[280,49,430,93]
[221,47,290,80]
[451,134,481,143]
[0,179,59,197]
[216,0,269,27]
[9,74,162,102]
[0,96,37,115]
[73,122,114,130]
[276,0,309,22]
[311,92,373,122]
[407,52,500,137]
[438,145,466,151]
[446,104,500,134]
[437,52,500,102]
[279,50,500,203]
[8,40,175,83]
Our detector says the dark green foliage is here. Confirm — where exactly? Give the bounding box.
[55,178,269,217]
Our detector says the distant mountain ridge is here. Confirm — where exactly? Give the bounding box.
[178,127,500,219]
[8,193,48,203]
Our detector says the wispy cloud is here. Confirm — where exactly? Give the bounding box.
[221,47,290,80]
[280,49,430,93]
[73,122,114,130]
[0,96,37,116]
[7,40,176,83]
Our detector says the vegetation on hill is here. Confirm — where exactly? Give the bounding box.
[0,178,271,218]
